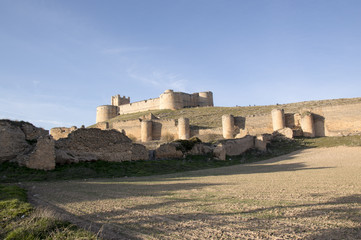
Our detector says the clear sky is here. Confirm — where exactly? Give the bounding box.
[1,0,361,130]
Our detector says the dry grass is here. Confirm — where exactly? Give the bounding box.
[26,147,361,239]
[89,97,361,129]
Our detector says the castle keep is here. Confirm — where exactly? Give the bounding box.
[96,89,214,123]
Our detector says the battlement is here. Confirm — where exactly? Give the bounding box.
[96,90,214,123]
[111,94,130,106]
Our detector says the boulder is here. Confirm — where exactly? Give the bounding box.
[155,142,183,159]
[274,127,293,139]
[25,136,55,170]
[188,143,213,156]
[0,121,30,163]
[255,134,273,152]
[213,144,226,160]
[213,135,255,160]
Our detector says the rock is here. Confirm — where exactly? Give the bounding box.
[188,143,213,155]
[274,127,293,139]
[21,122,48,141]
[155,142,183,159]
[221,135,255,156]
[25,136,55,170]
[0,121,30,163]
[213,135,255,160]
[213,144,226,160]
[255,134,273,151]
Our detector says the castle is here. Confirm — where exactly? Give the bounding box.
[96,89,214,123]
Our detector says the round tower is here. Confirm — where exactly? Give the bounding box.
[141,120,153,142]
[96,105,118,123]
[222,114,234,139]
[178,117,190,140]
[198,91,214,107]
[271,109,285,131]
[300,113,315,137]
[159,89,177,110]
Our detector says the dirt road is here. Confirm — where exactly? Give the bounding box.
[26,147,361,239]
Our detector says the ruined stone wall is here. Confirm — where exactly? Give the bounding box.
[244,114,273,135]
[50,126,77,140]
[110,119,179,141]
[0,120,54,170]
[312,103,361,136]
[112,119,142,140]
[152,119,178,140]
[55,128,148,163]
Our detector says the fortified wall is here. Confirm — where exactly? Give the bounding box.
[92,102,361,142]
[96,89,213,123]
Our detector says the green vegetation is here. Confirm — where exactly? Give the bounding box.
[0,185,97,240]
[1,135,361,184]
[89,97,361,128]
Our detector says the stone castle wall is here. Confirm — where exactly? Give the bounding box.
[96,89,214,123]
[312,102,361,136]
[118,98,161,115]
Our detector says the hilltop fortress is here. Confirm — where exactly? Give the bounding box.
[96,89,214,123]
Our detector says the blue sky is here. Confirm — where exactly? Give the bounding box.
[1,0,361,130]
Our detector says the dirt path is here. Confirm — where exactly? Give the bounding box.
[26,147,361,239]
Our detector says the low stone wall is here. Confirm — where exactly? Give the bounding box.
[55,128,148,164]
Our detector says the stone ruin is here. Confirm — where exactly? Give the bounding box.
[3,94,361,171]
[0,120,149,170]
[0,120,54,170]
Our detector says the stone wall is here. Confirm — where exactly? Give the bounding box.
[117,98,161,115]
[55,128,148,164]
[50,126,77,140]
[96,90,214,123]
[312,103,361,136]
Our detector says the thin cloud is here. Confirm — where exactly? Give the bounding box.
[31,119,72,126]
[101,47,149,55]
[127,67,188,92]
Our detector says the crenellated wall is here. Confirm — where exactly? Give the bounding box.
[96,89,214,123]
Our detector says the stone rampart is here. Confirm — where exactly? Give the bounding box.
[96,89,214,123]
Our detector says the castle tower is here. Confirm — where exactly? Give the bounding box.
[141,120,153,142]
[178,117,190,140]
[271,109,285,131]
[198,91,214,107]
[222,114,235,139]
[96,105,118,123]
[111,94,130,106]
[159,89,177,110]
[300,113,315,137]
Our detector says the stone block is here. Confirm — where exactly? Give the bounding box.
[275,127,294,139]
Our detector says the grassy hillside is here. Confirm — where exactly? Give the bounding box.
[91,97,361,128]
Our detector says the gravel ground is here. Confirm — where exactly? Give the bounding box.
[26,147,361,239]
